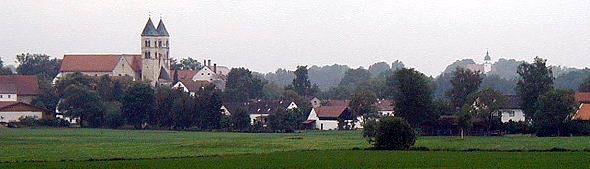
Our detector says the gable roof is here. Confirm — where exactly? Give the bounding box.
[573,103,590,121]
[156,19,169,36]
[375,100,394,111]
[60,54,141,73]
[0,75,40,96]
[248,100,295,115]
[499,95,522,109]
[575,92,590,103]
[0,101,48,112]
[177,80,210,93]
[315,105,348,119]
[171,70,198,81]
[141,18,158,36]
[324,100,350,107]
[0,83,16,94]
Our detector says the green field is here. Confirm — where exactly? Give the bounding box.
[1,128,590,168]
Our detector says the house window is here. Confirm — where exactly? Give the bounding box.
[7,95,10,98]
[0,95,3,98]
[509,111,515,117]
[166,41,168,47]
[119,74,122,76]
[158,41,162,47]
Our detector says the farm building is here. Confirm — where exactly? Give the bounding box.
[0,101,51,124]
[304,105,354,130]
[0,75,40,104]
[573,92,590,121]
[498,95,525,123]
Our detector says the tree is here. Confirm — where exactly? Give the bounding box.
[196,85,224,130]
[534,89,576,137]
[31,78,59,111]
[224,68,264,102]
[112,79,127,102]
[179,58,202,70]
[464,88,506,134]
[172,90,196,129]
[58,84,104,128]
[0,57,13,75]
[456,107,473,139]
[15,53,61,80]
[121,81,157,129]
[349,88,378,129]
[447,68,482,109]
[373,117,416,150]
[339,67,371,88]
[368,62,391,78]
[516,57,554,121]
[388,68,435,127]
[268,109,299,132]
[155,87,176,128]
[578,76,590,92]
[55,72,94,96]
[292,66,312,96]
[103,101,124,129]
[230,108,251,131]
[96,75,114,101]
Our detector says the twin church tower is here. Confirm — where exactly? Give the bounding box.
[140,17,171,84]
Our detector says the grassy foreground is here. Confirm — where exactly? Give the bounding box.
[3,150,589,169]
[1,128,590,163]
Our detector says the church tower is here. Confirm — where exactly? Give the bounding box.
[141,17,171,85]
[483,50,492,74]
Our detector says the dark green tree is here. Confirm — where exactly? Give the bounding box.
[15,53,61,80]
[230,107,251,131]
[121,81,157,129]
[373,117,416,150]
[349,88,378,128]
[268,109,299,132]
[464,88,506,134]
[447,68,482,109]
[292,66,312,96]
[58,84,104,128]
[0,57,13,75]
[388,68,434,127]
[196,85,223,130]
[578,76,590,92]
[55,72,94,96]
[112,79,127,102]
[224,68,264,102]
[516,57,554,121]
[31,78,60,111]
[534,89,576,137]
[96,75,114,101]
[155,87,176,128]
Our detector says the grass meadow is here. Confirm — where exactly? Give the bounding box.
[1,128,589,168]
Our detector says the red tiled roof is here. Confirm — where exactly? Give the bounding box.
[375,100,394,111]
[179,80,210,93]
[315,106,348,118]
[0,75,40,96]
[324,100,350,107]
[171,70,198,80]
[60,54,141,72]
[0,83,16,94]
[0,101,18,109]
[0,101,48,112]
[573,103,590,121]
[575,93,590,103]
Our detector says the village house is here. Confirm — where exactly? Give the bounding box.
[304,105,353,130]
[573,92,590,121]
[0,75,40,104]
[498,95,525,123]
[55,17,172,86]
[223,100,298,126]
[0,102,52,124]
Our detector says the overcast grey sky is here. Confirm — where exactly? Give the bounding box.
[1,0,588,75]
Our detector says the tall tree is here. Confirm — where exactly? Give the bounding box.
[31,78,60,111]
[349,88,378,128]
[516,57,554,121]
[463,88,506,134]
[534,89,576,136]
[196,85,224,130]
[58,84,104,127]
[388,68,434,127]
[224,67,264,102]
[578,76,590,92]
[230,108,251,131]
[447,68,483,109]
[55,72,94,96]
[96,75,114,101]
[155,87,176,128]
[121,81,157,129]
[15,53,61,80]
[292,66,312,96]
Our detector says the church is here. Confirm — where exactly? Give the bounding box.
[466,51,495,74]
[56,17,172,86]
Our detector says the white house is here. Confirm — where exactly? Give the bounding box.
[304,105,354,130]
[247,100,298,125]
[0,102,50,124]
[171,80,210,96]
[0,75,40,104]
[498,95,525,123]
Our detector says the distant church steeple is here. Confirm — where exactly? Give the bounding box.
[483,50,492,74]
[141,16,171,85]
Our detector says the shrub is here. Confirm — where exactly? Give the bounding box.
[18,116,70,127]
[362,118,377,138]
[373,117,416,150]
[503,121,532,134]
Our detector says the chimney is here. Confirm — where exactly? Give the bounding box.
[213,64,217,73]
[203,59,206,67]
[208,60,211,67]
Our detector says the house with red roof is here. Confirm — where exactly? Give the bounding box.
[0,75,40,104]
[573,92,590,121]
[0,101,52,124]
[304,105,353,130]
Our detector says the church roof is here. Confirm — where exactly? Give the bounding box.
[156,19,169,36]
[141,18,158,36]
[60,54,142,73]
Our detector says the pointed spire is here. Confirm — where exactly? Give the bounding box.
[484,50,491,61]
[141,17,158,36]
[156,18,169,36]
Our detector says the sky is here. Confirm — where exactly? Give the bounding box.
[1,0,589,76]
